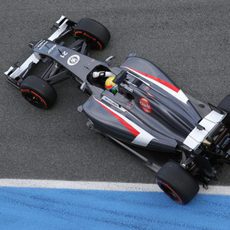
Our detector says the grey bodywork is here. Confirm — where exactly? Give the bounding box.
[32,38,211,153]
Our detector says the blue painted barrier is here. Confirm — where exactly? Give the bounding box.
[0,187,229,230]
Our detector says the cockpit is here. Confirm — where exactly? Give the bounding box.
[87,67,127,92]
[87,66,144,104]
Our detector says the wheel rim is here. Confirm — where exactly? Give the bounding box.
[21,89,48,109]
[157,179,183,204]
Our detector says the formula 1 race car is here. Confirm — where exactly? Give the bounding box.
[4,16,230,204]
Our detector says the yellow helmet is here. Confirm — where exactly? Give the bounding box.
[105,76,116,90]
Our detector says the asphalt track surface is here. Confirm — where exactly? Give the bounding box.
[0,0,230,184]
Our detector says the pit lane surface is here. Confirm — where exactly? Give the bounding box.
[0,0,230,184]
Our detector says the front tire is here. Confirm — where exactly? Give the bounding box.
[74,18,110,50]
[20,75,57,109]
[156,161,199,204]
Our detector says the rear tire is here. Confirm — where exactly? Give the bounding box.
[74,18,110,50]
[20,75,57,109]
[218,95,230,125]
[156,161,199,204]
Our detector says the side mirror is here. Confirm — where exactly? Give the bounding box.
[105,56,115,65]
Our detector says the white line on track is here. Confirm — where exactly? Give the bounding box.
[0,179,230,195]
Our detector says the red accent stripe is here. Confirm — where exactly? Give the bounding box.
[96,41,103,50]
[97,100,140,137]
[128,67,180,93]
[156,179,183,204]
[74,31,103,50]
[21,89,48,108]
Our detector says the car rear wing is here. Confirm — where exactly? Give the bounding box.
[183,110,227,151]
[4,16,71,81]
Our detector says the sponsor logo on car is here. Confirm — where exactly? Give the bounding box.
[67,54,80,66]
[60,50,68,58]
[139,97,152,113]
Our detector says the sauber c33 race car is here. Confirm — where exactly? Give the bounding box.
[4,16,230,204]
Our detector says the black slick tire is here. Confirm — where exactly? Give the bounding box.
[74,18,110,50]
[156,161,199,205]
[20,75,57,109]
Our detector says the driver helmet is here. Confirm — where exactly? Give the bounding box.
[105,76,118,94]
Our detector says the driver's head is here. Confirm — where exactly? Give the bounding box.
[105,76,115,90]
[105,76,118,94]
